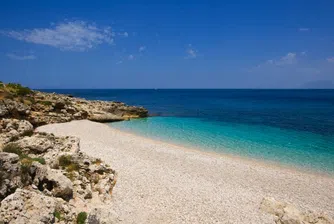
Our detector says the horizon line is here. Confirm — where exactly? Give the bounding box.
[35,88,334,90]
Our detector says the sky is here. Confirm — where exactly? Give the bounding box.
[0,0,333,89]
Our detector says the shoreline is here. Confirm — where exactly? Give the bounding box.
[108,122,334,179]
[37,120,334,223]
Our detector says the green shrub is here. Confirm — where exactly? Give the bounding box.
[76,212,87,224]
[22,130,34,137]
[20,164,31,184]
[25,96,36,104]
[3,143,45,165]
[66,163,80,172]
[3,143,23,157]
[3,143,46,185]
[37,100,53,106]
[31,157,46,165]
[54,210,63,220]
[65,172,76,181]
[58,155,80,172]
[58,155,73,167]
[6,83,32,96]
[17,87,32,96]
[20,157,45,184]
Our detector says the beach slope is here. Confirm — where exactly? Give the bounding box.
[37,120,334,224]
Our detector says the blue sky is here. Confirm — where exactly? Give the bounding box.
[0,0,333,88]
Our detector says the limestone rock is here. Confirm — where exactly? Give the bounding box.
[260,197,334,224]
[0,119,33,147]
[0,99,30,119]
[88,112,124,122]
[17,135,53,154]
[87,207,120,224]
[16,119,34,135]
[90,163,116,201]
[54,197,76,223]
[1,86,148,128]
[93,174,116,200]
[0,189,56,224]
[42,135,80,167]
[0,103,8,116]
[32,163,73,201]
[0,152,23,200]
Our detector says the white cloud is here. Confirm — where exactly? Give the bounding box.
[185,44,198,59]
[327,57,334,63]
[1,20,115,51]
[278,52,297,65]
[116,60,123,64]
[267,52,297,65]
[128,54,134,60]
[299,28,310,32]
[301,51,307,56]
[139,46,146,52]
[118,32,128,37]
[6,53,36,60]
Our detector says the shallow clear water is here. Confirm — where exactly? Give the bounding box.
[111,116,334,173]
[43,89,334,173]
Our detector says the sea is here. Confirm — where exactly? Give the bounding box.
[43,89,334,174]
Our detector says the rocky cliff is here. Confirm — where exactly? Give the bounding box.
[0,82,148,127]
[0,82,147,223]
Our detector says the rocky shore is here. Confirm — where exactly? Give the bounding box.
[0,82,147,223]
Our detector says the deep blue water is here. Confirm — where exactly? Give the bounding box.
[42,89,334,173]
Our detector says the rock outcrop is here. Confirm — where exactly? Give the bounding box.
[87,207,120,224]
[0,82,145,223]
[0,189,76,224]
[260,197,334,224]
[0,85,148,126]
[0,118,34,148]
[32,162,74,201]
[0,153,23,200]
[0,126,117,223]
[0,189,58,224]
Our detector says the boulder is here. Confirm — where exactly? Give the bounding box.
[87,207,120,224]
[88,112,124,122]
[42,135,80,167]
[54,101,66,110]
[0,103,8,117]
[32,163,73,201]
[16,119,34,135]
[0,189,57,224]
[0,119,33,147]
[89,163,116,201]
[0,99,30,118]
[16,135,53,154]
[93,174,116,199]
[0,152,23,200]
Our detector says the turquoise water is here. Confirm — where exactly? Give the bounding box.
[111,117,334,173]
[44,89,334,174]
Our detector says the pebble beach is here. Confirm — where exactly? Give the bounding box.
[37,120,334,224]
